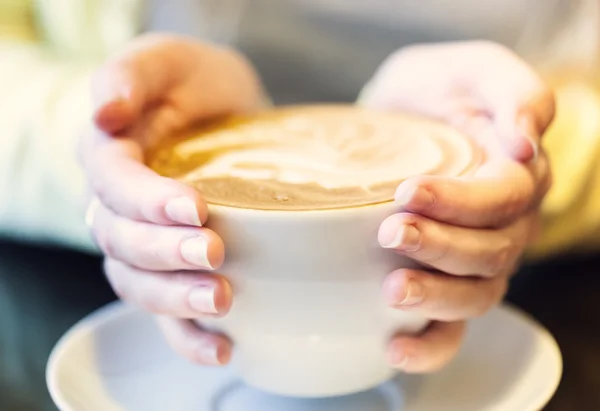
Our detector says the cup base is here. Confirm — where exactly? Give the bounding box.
[211,378,404,411]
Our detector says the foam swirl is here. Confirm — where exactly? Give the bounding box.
[149,106,479,210]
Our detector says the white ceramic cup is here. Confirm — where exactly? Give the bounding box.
[201,200,429,397]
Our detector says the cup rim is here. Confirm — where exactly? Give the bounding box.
[206,198,397,216]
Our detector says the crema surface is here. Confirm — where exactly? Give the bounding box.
[149,106,480,210]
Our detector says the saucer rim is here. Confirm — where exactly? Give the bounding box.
[46,302,563,411]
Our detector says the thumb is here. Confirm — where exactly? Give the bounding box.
[493,107,541,163]
[478,75,555,163]
[92,34,189,134]
[92,34,252,135]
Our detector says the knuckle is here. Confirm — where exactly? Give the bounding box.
[467,40,514,59]
[543,168,553,196]
[180,323,199,344]
[473,287,495,317]
[392,212,416,226]
[161,326,193,358]
[483,240,513,277]
[474,278,507,317]
[169,340,192,360]
[536,87,557,128]
[138,291,164,315]
[491,188,530,227]
[100,225,118,259]
[91,209,118,259]
[387,47,413,65]
[91,227,108,256]
[143,238,168,265]
[123,225,154,262]
[89,177,111,210]
[431,239,451,265]
[537,156,553,200]
[503,191,527,217]
[418,224,451,265]
[104,260,130,301]
[382,46,426,72]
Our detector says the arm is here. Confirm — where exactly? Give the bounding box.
[0,0,141,252]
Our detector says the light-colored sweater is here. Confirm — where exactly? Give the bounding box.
[1,0,600,258]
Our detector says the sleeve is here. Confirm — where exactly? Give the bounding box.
[0,0,142,253]
[0,43,96,252]
[520,0,600,259]
[527,78,600,259]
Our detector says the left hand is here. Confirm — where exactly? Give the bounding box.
[360,41,555,373]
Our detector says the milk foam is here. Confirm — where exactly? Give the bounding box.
[149,106,479,210]
[172,109,473,191]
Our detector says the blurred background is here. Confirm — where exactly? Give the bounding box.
[1,0,600,410]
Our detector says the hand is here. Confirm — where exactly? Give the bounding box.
[360,41,555,373]
[80,33,263,366]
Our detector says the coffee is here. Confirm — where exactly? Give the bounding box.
[149,105,480,210]
[148,105,482,396]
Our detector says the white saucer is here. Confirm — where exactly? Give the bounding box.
[47,302,562,411]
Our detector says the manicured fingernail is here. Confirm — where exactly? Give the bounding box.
[398,280,424,306]
[196,342,222,365]
[181,237,213,269]
[166,197,202,226]
[524,134,539,163]
[188,286,218,314]
[389,349,410,369]
[379,218,421,251]
[395,185,435,210]
[94,99,134,133]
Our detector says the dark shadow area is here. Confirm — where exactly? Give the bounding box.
[508,254,600,411]
[0,240,115,411]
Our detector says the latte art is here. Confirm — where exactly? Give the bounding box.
[149,105,480,210]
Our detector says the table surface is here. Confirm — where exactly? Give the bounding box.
[0,239,598,411]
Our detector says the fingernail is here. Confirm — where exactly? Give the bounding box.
[166,197,202,226]
[188,286,218,314]
[398,280,424,306]
[196,342,222,365]
[181,237,213,269]
[524,133,539,163]
[379,218,421,251]
[395,185,435,210]
[94,99,133,134]
[389,349,410,369]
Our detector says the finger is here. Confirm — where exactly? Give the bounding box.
[92,33,260,134]
[156,316,232,366]
[469,44,555,162]
[382,269,508,321]
[388,321,466,373]
[81,133,208,226]
[485,79,555,163]
[104,259,232,318]
[359,42,555,163]
[529,149,552,207]
[93,201,224,271]
[378,212,531,277]
[394,158,536,228]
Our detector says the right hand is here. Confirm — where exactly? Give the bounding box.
[80,33,264,366]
